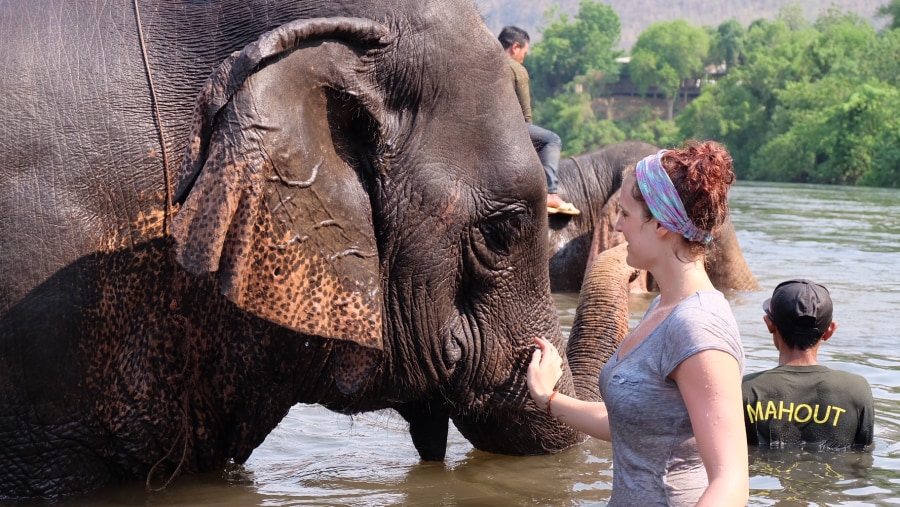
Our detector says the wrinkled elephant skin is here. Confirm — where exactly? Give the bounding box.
[547,142,759,293]
[0,0,603,499]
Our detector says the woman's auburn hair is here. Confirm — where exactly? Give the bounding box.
[627,139,735,249]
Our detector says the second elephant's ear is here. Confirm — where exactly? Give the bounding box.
[172,18,389,364]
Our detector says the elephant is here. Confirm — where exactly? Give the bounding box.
[0,0,606,499]
[546,141,760,294]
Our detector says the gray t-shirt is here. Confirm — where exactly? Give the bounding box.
[599,291,744,506]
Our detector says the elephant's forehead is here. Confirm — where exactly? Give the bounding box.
[374,1,507,94]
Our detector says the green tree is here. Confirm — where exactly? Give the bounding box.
[629,20,710,120]
[744,12,887,184]
[750,80,899,185]
[877,0,900,30]
[625,117,680,148]
[867,25,900,82]
[679,8,900,186]
[866,127,900,187]
[678,17,819,176]
[818,83,899,185]
[533,92,626,155]
[710,19,745,69]
[527,0,621,100]
[805,10,877,80]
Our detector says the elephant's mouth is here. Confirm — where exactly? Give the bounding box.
[442,331,462,376]
[439,312,533,412]
[440,317,465,385]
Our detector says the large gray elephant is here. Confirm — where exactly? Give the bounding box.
[0,0,604,500]
[547,141,760,293]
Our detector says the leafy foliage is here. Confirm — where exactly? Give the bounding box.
[519,1,900,186]
[679,9,900,186]
[474,0,887,53]
[710,19,746,69]
[533,92,626,155]
[629,20,710,120]
[527,1,622,99]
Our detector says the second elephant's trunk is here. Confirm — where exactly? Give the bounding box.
[564,244,638,401]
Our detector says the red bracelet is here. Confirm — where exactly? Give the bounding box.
[547,391,558,417]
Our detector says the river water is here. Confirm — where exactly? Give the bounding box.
[49,182,900,506]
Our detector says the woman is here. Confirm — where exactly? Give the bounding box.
[528,140,749,506]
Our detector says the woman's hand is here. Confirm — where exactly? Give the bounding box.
[527,336,564,409]
[527,337,612,440]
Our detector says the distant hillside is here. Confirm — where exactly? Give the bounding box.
[473,0,890,50]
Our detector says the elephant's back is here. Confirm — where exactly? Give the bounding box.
[0,1,158,173]
[0,1,304,303]
[0,2,164,305]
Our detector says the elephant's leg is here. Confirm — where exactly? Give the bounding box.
[394,398,450,461]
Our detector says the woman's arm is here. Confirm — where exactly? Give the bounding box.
[527,337,612,441]
[672,348,749,507]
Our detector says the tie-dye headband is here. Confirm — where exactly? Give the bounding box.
[635,150,712,244]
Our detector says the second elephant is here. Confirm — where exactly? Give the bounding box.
[547,141,759,293]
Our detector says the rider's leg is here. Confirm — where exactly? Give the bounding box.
[527,124,579,214]
[527,124,561,194]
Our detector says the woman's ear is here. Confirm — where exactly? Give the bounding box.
[654,219,672,239]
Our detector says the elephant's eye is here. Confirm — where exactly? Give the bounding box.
[473,208,532,261]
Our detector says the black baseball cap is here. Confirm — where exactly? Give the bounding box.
[763,279,833,342]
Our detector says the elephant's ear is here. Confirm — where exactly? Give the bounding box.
[172,18,389,371]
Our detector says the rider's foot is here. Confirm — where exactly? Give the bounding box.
[547,193,580,215]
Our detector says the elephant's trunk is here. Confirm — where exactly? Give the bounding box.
[705,218,760,291]
[564,244,637,401]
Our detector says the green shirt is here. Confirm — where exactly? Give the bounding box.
[506,57,532,123]
[742,365,875,449]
